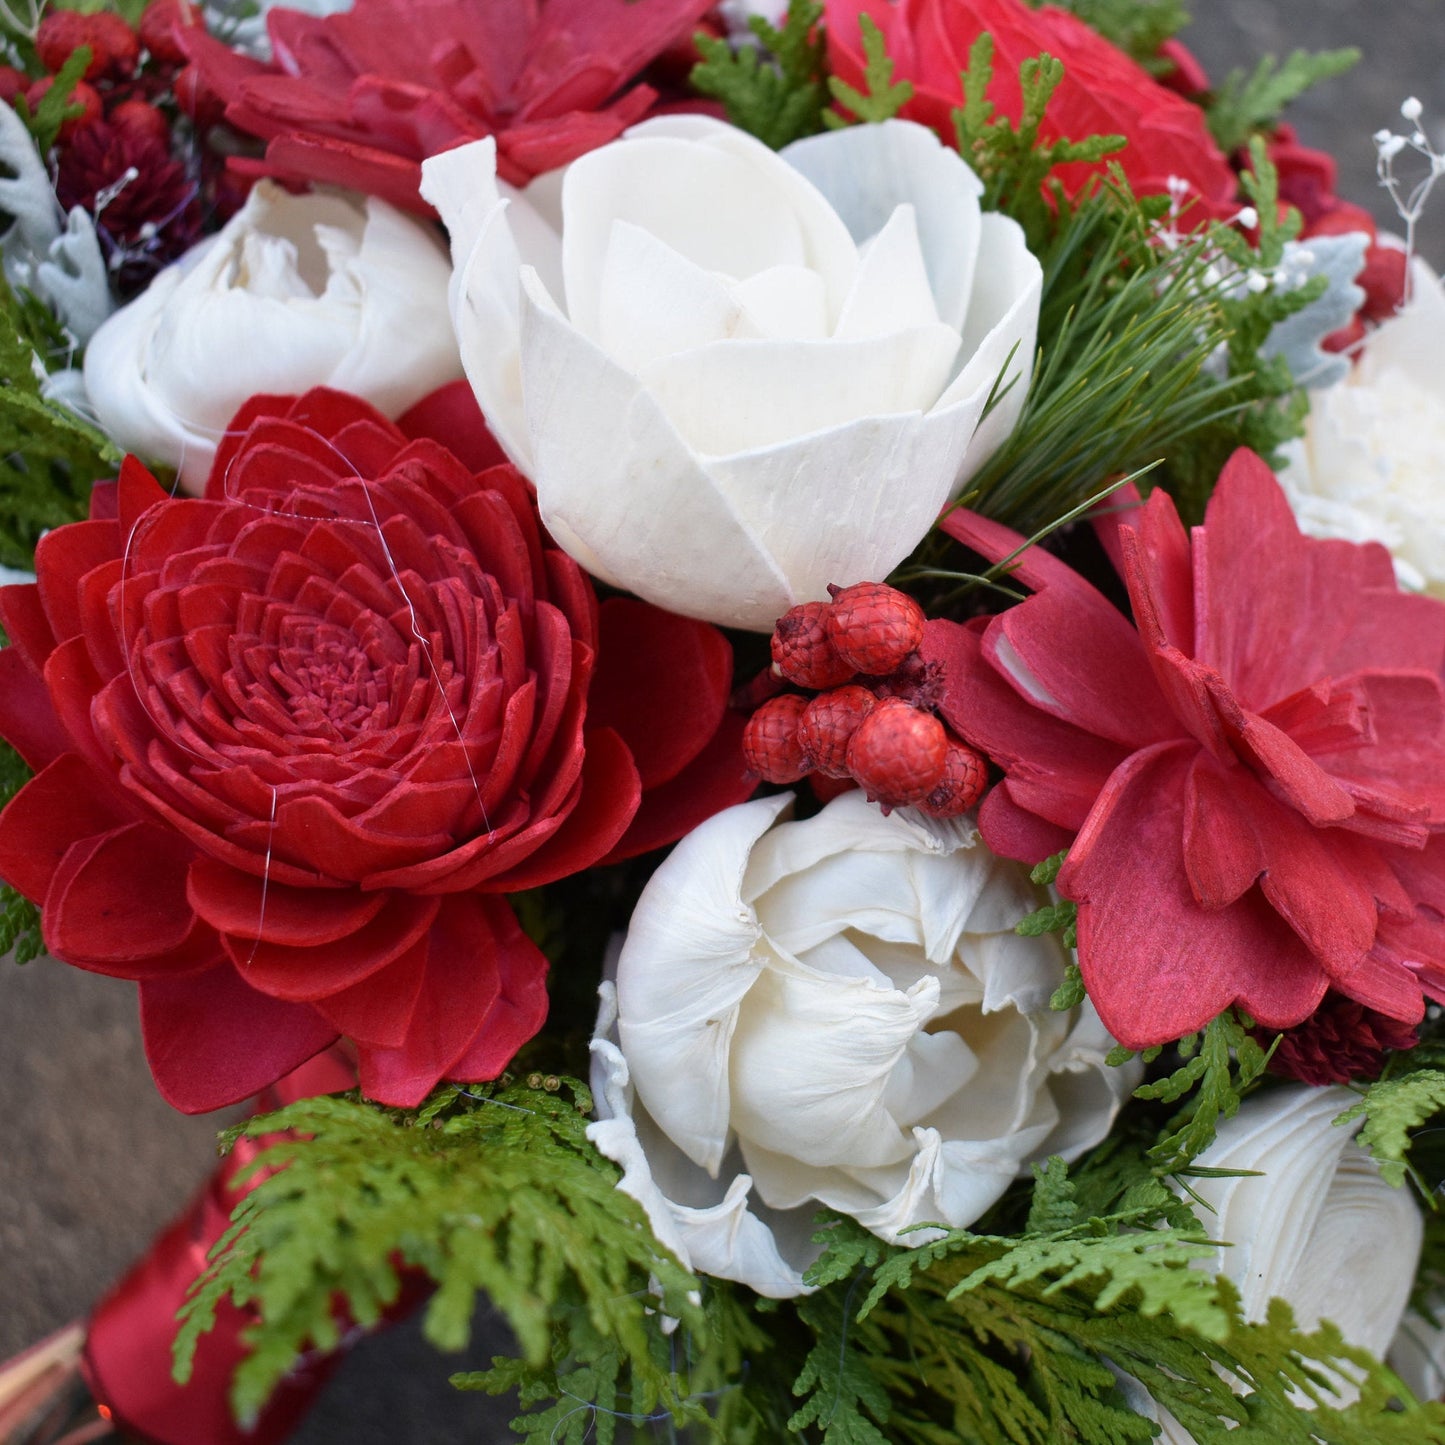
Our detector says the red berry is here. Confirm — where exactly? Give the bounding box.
[109,97,170,150]
[770,601,854,690]
[846,699,946,806]
[918,739,988,818]
[0,65,25,105]
[174,62,224,128]
[826,582,925,676]
[26,77,102,139]
[743,693,812,784]
[139,0,196,68]
[37,12,139,82]
[798,685,876,779]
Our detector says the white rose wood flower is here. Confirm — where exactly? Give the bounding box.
[84,181,462,492]
[1279,255,1445,596]
[1139,1085,1423,1442]
[420,116,1041,631]
[588,792,1136,1298]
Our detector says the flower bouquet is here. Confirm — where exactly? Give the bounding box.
[2,1,1444,1442]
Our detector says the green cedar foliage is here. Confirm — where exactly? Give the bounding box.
[173,1079,705,1430]
[13,47,93,155]
[1336,1048,1445,1190]
[0,271,118,570]
[1206,48,1361,155]
[772,1209,1445,1445]
[1024,0,1190,74]
[953,34,1125,240]
[823,15,913,129]
[690,1,828,151]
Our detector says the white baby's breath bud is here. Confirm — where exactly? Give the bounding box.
[1402,96,1423,122]
[1236,205,1259,229]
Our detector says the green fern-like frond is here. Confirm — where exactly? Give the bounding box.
[824,14,913,128]
[690,0,828,150]
[173,1080,704,1428]
[1207,48,1360,154]
[1337,1070,1445,1190]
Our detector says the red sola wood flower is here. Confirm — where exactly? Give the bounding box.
[930,450,1445,1049]
[175,0,715,212]
[0,388,748,1112]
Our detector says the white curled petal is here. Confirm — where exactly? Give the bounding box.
[782,119,983,332]
[937,211,1043,491]
[1187,1085,1421,1357]
[616,794,792,1174]
[324,196,462,412]
[518,271,796,627]
[834,204,943,339]
[730,962,940,1170]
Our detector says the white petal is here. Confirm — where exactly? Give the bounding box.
[518,270,797,628]
[637,326,960,455]
[782,119,983,332]
[936,211,1043,492]
[616,794,792,1174]
[595,221,749,373]
[729,957,939,1169]
[1187,1085,1421,1357]
[834,203,944,339]
[730,264,830,339]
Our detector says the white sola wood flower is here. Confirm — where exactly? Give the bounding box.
[1280,256,1445,596]
[1130,1086,1422,1441]
[84,181,462,492]
[420,116,1041,631]
[588,792,1136,1297]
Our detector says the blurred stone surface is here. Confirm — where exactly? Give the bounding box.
[3,2,1443,1441]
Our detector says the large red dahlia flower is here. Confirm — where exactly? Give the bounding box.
[933,450,1445,1049]
[0,388,748,1111]
[176,0,715,212]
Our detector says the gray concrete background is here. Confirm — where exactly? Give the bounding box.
[2,4,1442,1441]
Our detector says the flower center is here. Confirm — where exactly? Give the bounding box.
[271,622,398,741]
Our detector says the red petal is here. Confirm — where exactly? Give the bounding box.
[445,907,551,1081]
[45,820,204,972]
[602,706,754,863]
[398,382,508,473]
[224,891,440,1001]
[313,935,428,1048]
[1060,741,1329,1047]
[0,753,132,903]
[0,644,67,770]
[356,895,515,1107]
[588,597,732,789]
[978,780,1076,863]
[140,965,337,1114]
[187,855,388,944]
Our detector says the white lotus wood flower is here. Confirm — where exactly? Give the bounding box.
[1280,256,1445,596]
[1140,1085,1422,1442]
[588,792,1136,1297]
[420,116,1041,631]
[84,181,462,492]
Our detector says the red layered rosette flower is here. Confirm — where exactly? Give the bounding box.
[825,0,1236,218]
[0,387,749,1111]
[175,0,715,211]
[932,450,1445,1049]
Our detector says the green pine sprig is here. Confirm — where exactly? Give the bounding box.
[690,0,828,151]
[173,1079,705,1429]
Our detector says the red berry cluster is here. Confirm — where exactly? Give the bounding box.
[1,3,236,295]
[743,582,988,818]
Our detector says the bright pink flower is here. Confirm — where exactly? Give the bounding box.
[933,450,1445,1049]
[177,0,715,212]
[0,388,749,1112]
